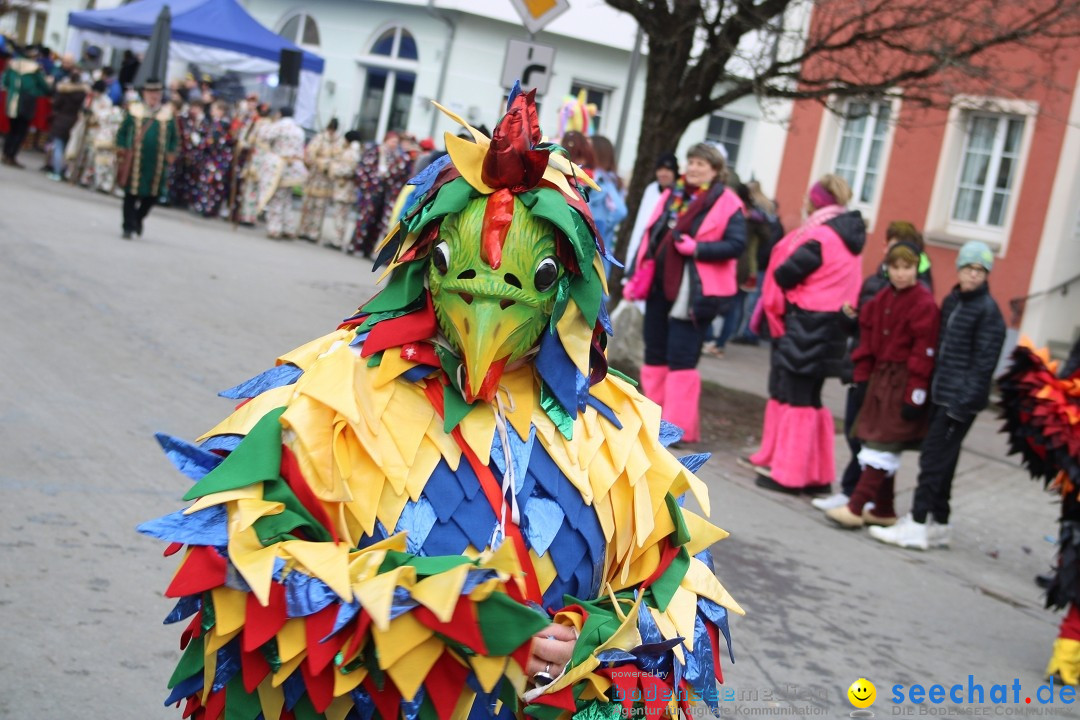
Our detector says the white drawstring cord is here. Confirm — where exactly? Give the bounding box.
[493,385,520,529]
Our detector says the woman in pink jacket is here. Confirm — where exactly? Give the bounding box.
[745,174,865,493]
[625,143,746,442]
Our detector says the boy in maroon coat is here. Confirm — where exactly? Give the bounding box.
[825,241,940,528]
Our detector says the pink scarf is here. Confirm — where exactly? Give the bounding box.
[753,204,846,338]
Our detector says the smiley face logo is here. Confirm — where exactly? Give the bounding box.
[847,678,876,708]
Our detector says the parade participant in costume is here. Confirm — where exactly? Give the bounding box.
[998,338,1080,684]
[299,118,345,242]
[64,78,100,186]
[190,100,234,219]
[87,88,123,192]
[744,174,865,494]
[352,130,413,258]
[328,130,362,249]
[869,241,1005,549]
[115,78,177,240]
[556,88,598,139]
[235,103,272,226]
[2,45,51,168]
[259,106,308,240]
[823,241,939,528]
[625,143,747,443]
[141,85,741,720]
[169,101,203,208]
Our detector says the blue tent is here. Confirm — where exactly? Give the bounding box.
[69,0,323,74]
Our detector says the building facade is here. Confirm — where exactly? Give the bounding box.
[773,42,1080,354]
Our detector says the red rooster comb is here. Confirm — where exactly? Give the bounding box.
[480,88,550,194]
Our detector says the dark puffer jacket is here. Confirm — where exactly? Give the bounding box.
[931,282,1006,420]
[772,211,866,378]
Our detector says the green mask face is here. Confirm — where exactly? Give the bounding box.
[429,195,562,403]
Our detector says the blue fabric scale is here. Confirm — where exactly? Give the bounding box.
[138,505,229,548]
[285,569,338,618]
[211,638,242,692]
[154,433,223,481]
[164,673,204,706]
[218,363,303,400]
[466,675,515,720]
[376,426,604,610]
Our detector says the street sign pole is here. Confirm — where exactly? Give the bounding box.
[501,38,556,96]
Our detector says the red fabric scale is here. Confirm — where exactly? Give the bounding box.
[166,546,228,598]
[280,444,339,545]
[480,188,515,269]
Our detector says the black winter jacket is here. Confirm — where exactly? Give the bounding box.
[930,282,1006,420]
[772,211,866,378]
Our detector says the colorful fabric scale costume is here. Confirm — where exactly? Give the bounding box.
[190,116,235,219]
[141,86,742,720]
[998,339,1080,684]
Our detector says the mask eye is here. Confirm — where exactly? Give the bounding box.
[432,241,450,275]
[534,257,559,293]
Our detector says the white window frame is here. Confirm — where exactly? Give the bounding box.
[704,112,747,168]
[809,94,901,232]
[832,100,892,209]
[924,95,1038,253]
[568,80,612,135]
[356,24,419,143]
[275,10,320,51]
[2,1,49,45]
[950,114,1025,228]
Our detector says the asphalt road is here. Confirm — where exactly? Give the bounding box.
[0,163,1073,719]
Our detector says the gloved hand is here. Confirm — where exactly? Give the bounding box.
[673,233,697,257]
[900,404,923,422]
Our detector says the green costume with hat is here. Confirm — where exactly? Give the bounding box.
[116,86,178,198]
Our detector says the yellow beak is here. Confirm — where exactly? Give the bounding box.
[442,292,531,403]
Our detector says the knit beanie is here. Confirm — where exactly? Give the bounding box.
[654,152,679,174]
[956,241,994,272]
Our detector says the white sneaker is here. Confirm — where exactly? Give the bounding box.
[928,521,951,548]
[811,493,849,511]
[868,514,929,550]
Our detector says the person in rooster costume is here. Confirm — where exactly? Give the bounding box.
[999,337,1080,685]
[139,84,742,720]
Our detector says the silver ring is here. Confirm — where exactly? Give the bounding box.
[533,664,555,686]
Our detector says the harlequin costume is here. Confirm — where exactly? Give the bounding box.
[299,127,345,243]
[140,86,742,720]
[998,339,1080,684]
[190,115,235,219]
[351,137,413,258]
